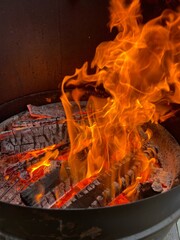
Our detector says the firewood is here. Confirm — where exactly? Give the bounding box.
[20,167,61,206]
[2,142,69,176]
[59,159,142,209]
[27,101,87,118]
[27,103,65,118]
[0,101,88,155]
[12,117,62,128]
[0,121,68,155]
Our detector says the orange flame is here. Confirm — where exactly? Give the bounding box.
[60,0,180,193]
[28,149,59,175]
[35,184,45,203]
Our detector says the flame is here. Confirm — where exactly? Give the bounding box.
[109,193,129,206]
[28,149,59,175]
[60,0,180,197]
[35,184,45,203]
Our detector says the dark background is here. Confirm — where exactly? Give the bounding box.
[0,0,113,105]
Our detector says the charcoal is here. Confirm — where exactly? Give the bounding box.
[138,182,160,199]
[0,121,67,155]
[45,191,56,205]
[60,159,141,209]
[138,167,173,199]
[3,142,69,176]
[12,117,62,128]
[0,112,26,132]
[61,179,104,209]
[27,103,65,118]
[36,177,72,208]
[20,167,61,206]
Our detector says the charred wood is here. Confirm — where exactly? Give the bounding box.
[27,103,65,118]
[0,102,88,155]
[60,159,142,209]
[0,121,68,155]
[0,141,69,176]
[138,182,160,199]
[20,167,61,206]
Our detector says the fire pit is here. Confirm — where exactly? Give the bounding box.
[0,92,179,240]
[0,100,180,209]
[0,0,180,239]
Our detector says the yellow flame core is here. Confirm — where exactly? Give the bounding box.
[61,0,180,184]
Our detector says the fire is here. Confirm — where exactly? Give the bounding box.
[60,0,180,198]
[28,149,59,175]
[35,184,45,204]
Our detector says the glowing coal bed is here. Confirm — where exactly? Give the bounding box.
[0,102,179,209]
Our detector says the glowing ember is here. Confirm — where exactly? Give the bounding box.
[60,0,180,199]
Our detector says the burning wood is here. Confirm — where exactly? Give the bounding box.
[52,158,143,209]
[20,167,61,206]
[0,0,180,210]
[0,101,179,209]
[0,104,68,155]
[2,142,69,176]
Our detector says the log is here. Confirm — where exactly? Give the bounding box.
[0,120,68,155]
[2,142,69,176]
[0,101,88,155]
[37,178,71,208]
[20,167,61,206]
[0,141,69,176]
[58,159,142,209]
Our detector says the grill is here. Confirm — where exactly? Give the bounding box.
[0,92,180,240]
[0,0,180,239]
[0,97,179,210]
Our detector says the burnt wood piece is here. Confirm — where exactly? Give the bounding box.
[12,117,62,128]
[37,178,72,208]
[0,120,67,155]
[138,167,173,199]
[0,141,69,176]
[27,103,65,118]
[2,142,69,176]
[3,152,48,176]
[27,101,87,119]
[0,112,27,132]
[0,101,88,155]
[60,159,142,209]
[138,182,160,199]
[20,167,61,206]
